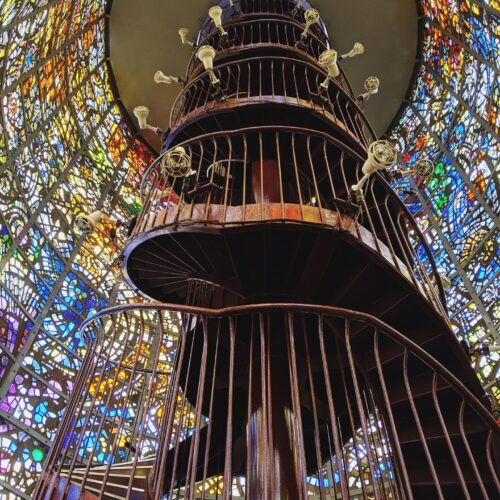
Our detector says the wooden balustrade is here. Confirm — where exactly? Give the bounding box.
[172,56,368,145]
[134,127,446,314]
[35,304,499,499]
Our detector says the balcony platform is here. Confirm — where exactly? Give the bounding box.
[122,202,445,323]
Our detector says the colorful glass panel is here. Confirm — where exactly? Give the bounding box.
[0,0,498,496]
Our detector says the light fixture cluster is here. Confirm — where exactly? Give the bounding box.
[134,5,231,137]
[351,140,436,201]
[132,3,431,213]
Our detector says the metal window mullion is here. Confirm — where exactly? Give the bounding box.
[3,354,69,400]
[425,18,499,75]
[396,162,499,342]
[0,281,85,361]
[0,98,115,271]
[0,407,51,446]
[0,123,139,402]
[426,65,498,141]
[0,476,31,500]
[471,268,500,299]
[0,52,106,178]
[450,285,499,332]
[0,102,123,400]
[450,223,498,275]
[0,235,91,322]
[0,232,90,401]
[409,103,499,225]
[466,0,500,16]
[0,14,104,99]
[32,219,116,295]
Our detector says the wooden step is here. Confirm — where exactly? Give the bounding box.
[46,475,99,500]
[57,457,154,500]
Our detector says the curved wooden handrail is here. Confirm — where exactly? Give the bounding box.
[79,302,498,434]
[137,125,446,312]
[36,303,499,499]
[171,55,366,135]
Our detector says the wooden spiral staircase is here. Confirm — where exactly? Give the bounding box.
[35,0,499,498]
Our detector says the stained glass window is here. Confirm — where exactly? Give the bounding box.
[0,1,153,496]
[0,0,498,496]
[391,0,499,405]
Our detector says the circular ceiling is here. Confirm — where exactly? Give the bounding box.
[109,0,417,151]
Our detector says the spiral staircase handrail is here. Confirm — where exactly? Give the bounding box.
[80,302,498,434]
[195,14,330,57]
[170,54,370,132]
[137,124,446,311]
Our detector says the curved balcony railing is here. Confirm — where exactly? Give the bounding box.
[35,304,499,499]
[134,127,446,314]
[172,56,368,144]
[188,16,331,78]
[196,0,330,46]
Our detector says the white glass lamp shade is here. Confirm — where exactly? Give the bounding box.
[154,71,180,85]
[318,49,339,89]
[197,45,217,71]
[133,106,161,133]
[133,106,150,129]
[319,49,340,78]
[209,6,228,36]
[343,42,365,58]
[178,28,193,46]
[75,210,104,235]
[362,140,398,175]
[197,45,220,85]
[352,140,398,194]
[209,6,225,29]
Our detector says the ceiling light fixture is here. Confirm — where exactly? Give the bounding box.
[133,106,162,135]
[178,28,194,46]
[340,42,365,60]
[301,9,320,39]
[197,45,220,86]
[154,71,185,85]
[209,6,228,37]
[351,140,398,196]
[296,8,320,49]
[357,76,380,103]
[318,49,340,90]
[391,158,435,181]
[160,146,195,178]
[74,210,121,236]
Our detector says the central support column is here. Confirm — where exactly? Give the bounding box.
[247,317,304,499]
